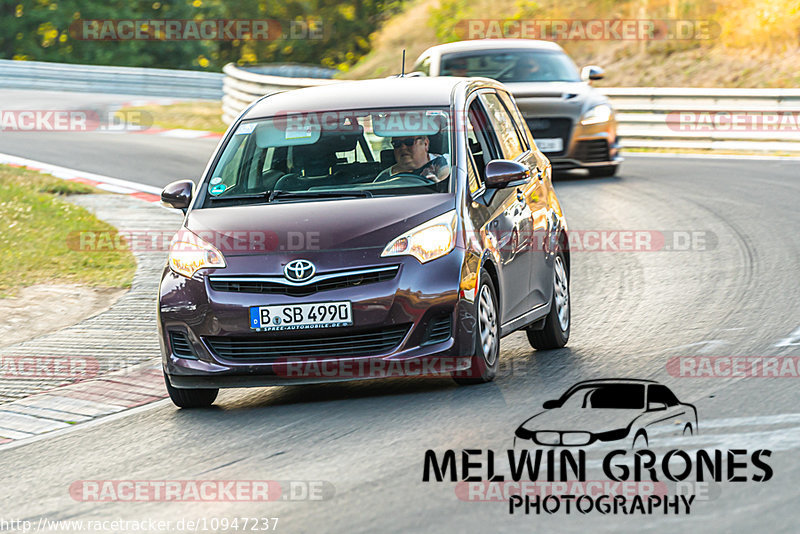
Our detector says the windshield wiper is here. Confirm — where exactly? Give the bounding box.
[207,190,270,201]
[207,189,373,203]
[268,190,373,202]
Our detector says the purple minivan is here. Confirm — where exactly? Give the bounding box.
[158,76,570,407]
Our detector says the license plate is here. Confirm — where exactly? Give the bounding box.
[536,138,563,153]
[250,301,352,331]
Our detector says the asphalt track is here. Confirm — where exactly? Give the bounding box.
[1,90,799,533]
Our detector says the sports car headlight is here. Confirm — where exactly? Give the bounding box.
[168,231,226,278]
[381,210,457,263]
[580,104,612,125]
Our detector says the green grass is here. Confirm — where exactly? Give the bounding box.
[119,101,228,133]
[0,166,136,297]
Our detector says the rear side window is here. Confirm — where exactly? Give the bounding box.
[480,92,525,160]
[648,385,680,407]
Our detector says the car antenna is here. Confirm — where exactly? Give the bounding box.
[401,49,405,77]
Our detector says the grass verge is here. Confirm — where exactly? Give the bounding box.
[0,165,136,297]
[120,101,227,133]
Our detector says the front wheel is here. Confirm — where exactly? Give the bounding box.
[452,271,500,385]
[164,372,218,408]
[526,252,570,350]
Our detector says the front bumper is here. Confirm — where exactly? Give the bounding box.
[158,248,478,388]
[527,116,622,171]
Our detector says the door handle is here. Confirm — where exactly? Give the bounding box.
[516,188,525,202]
[534,167,543,181]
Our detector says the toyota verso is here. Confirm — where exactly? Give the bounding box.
[158,77,571,408]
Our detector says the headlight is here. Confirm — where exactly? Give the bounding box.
[561,432,592,446]
[381,210,457,263]
[580,104,612,125]
[535,431,561,446]
[168,230,226,278]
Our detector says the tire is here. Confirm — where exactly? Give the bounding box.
[632,430,649,449]
[164,372,218,408]
[588,165,618,178]
[452,271,500,385]
[526,252,570,350]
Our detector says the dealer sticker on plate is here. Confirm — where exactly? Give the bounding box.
[536,138,563,153]
[250,301,353,331]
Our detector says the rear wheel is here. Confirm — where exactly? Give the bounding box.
[164,372,218,408]
[588,165,618,178]
[452,271,499,385]
[526,252,570,350]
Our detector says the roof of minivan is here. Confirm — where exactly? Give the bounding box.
[420,39,564,57]
[243,77,482,119]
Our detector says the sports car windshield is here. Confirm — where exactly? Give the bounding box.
[560,384,646,409]
[441,50,581,83]
[199,107,452,207]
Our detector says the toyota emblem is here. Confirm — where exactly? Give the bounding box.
[284,259,315,283]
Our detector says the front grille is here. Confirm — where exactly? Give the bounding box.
[204,324,410,361]
[209,266,399,297]
[526,117,572,157]
[423,315,452,345]
[169,331,196,359]
[573,139,610,163]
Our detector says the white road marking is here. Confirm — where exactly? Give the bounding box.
[0,152,161,195]
[774,327,800,347]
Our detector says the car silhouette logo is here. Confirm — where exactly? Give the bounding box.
[514,379,698,449]
[284,259,316,283]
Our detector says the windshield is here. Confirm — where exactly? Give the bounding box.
[560,384,645,409]
[198,107,452,208]
[441,50,581,83]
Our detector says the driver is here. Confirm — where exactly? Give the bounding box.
[512,56,540,81]
[375,135,449,183]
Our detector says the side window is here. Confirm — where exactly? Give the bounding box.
[497,91,530,150]
[465,129,482,195]
[466,98,501,189]
[648,385,679,407]
[480,92,525,160]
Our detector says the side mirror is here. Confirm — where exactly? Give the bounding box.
[647,401,667,412]
[542,400,560,409]
[161,180,195,211]
[581,65,604,82]
[484,160,530,188]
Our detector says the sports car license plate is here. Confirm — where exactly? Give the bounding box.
[250,301,352,331]
[536,138,563,153]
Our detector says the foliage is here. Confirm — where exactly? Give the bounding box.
[0,0,407,70]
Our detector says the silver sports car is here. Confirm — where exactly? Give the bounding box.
[414,39,622,177]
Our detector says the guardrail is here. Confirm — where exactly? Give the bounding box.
[221,63,339,124]
[0,59,223,99]
[223,66,800,152]
[606,88,800,152]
